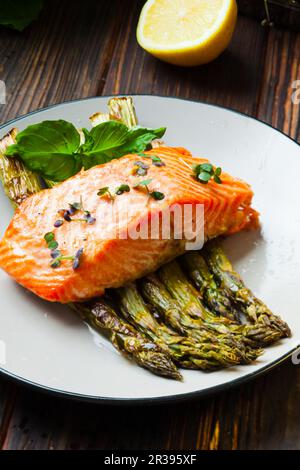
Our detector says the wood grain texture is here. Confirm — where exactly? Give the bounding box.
[0,0,300,450]
[257,28,300,141]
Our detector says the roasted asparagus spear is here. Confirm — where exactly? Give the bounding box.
[181,252,240,322]
[139,274,260,364]
[203,241,291,338]
[117,283,248,369]
[73,300,181,380]
[159,260,283,347]
[0,129,41,208]
[90,96,138,129]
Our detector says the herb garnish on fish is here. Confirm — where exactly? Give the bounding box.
[57,197,96,225]
[133,161,149,176]
[115,184,130,196]
[193,163,222,184]
[44,232,84,270]
[97,187,114,200]
[97,184,130,199]
[138,153,166,167]
[133,178,165,201]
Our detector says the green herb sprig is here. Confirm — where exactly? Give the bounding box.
[193,163,222,184]
[44,232,58,250]
[98,184,130,200]
[115,184,130,196]
[97,187,114,200]
[133,178,165,201]
[56,197,96,225]
[133,161,150,176]
[44,232,83,270]
[138,153,166,167]
[133,178,153,189]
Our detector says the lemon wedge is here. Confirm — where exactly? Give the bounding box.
[137,0,237,66]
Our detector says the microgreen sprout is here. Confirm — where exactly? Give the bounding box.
[58,197,96,224]
[44,232,84,270]
[150,191,165,201]
[72,248,84,270]
[133,178,153,189]
[133,178,165,201]
[137,153,166,167]
[48,240,58,250]
[44,232,54,244]
[49,247,84,270]
[192,163,222,184]
[133,161,149,176]
[84,211,96,225]
[115,184,130,196]
[63,211,72,222]
[54,219,64,228]
[97,187,114,200]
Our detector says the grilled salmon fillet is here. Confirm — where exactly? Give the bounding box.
[0,147,259,303]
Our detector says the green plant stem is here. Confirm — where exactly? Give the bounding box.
[181,251,240,322]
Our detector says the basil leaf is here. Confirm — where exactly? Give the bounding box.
[81,122,165,170]
[5,119,167,181]
[118,126,166,154]
[88,121,129,155]
[78,128,94,154]
[0,0,44,31]
[81,121,129,169]
[6,120,81,181]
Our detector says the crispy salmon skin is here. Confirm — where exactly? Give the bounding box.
[0,147,259,303]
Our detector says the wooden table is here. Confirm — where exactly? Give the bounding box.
[0,0,299,451]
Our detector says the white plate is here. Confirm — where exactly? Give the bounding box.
[0,96,299,403]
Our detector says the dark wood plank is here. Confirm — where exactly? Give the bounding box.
[0,0,127,124]
[1,360,300,450]
[103,13,268,116]
[0,380,17,449]
[257,28,300,141]
[0,0,300,451]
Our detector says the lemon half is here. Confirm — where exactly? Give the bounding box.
[137,0,237,66]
